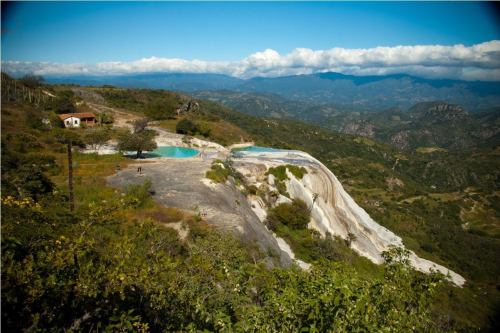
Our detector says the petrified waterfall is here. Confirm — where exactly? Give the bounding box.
[232,149,465,286]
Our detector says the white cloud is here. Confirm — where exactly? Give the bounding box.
[2,41,500,80]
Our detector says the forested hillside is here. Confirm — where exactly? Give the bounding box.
[2,76,499,331]
[44,72,500,111]
[194,90,500,151]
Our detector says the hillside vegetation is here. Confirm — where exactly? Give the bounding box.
[1,77,499,331]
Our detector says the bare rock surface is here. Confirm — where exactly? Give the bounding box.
[342,120,376,138]
[107,158,292,267]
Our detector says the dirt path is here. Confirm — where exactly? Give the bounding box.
[86,102,141,128]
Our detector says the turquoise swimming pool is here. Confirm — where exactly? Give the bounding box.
[145,146,199,158]
[232,146,288,153]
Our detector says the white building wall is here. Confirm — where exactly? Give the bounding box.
[64,117,80,128]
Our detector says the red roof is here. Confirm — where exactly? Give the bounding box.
[59,113,96,120]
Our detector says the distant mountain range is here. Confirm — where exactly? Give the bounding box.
[45,72,500,112]
[340,101,500,151]
[192,90,500,152]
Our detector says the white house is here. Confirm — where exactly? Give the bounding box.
[59,113,96,128]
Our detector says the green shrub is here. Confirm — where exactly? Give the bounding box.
[266,199,310,230]
[246,184,258,195]
[206,162,231,183]
[46,92,76,114]
[123,179,153,208]
[176,118,198,135]
[266,164,307,181]
[421,242,437,253]
[96,112,115,125]
[265,165,307,198]
[288,165,308,179]
[5,133,42,152]
[195,121,211,137]
[267,165,288,181]
[145,100,177,120]
[275,181,290,198]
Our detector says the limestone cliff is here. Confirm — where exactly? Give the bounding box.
[232,148,466,286]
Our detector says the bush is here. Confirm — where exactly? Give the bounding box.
[97,112,114,125]
[146,206,184,223]
[421,242,437,253]
[266,199,310,230]
[266,164,307,181]
[176,118,198,135]
[145,100,177,120]
[5,133,42,152]
[46,90,76,114]
[206,162,231,183]
[25,109,45,130]
[195,121,211,137]
[84,128,111,151]
[275,181,290,198]
[19,74,45,88]
[246,184,258,195]
[123,179,153,208]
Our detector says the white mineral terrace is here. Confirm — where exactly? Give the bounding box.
[232,149,466,287]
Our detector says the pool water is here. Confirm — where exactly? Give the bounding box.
[232,146,288,153]
[145,146,199,158]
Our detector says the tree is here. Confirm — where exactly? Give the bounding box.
[145,100,177,120]
[310,192,319,212]
[46,90,76,114]
[52,129,83,211]
[20,74,45,88]
[67,140,74,211]
[51,96,76,114]
[84,128,111,153]
[117,129,157,158]
[132,118,149,133]
[266,199,310,230]
[345,232,357,246]
[176,118,198,135]
[96,112,114,125]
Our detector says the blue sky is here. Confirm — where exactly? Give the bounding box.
[2,1,499,62]
[2,2,499,80]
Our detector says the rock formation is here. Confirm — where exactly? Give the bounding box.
[232,148,466,286]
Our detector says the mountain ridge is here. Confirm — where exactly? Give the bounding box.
[42,71,500,112]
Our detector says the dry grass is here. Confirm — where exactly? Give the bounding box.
[158,119,179,132]
[353,136,376,146]
[159,116,251,146]
[143,206,185,223]
[416,146,448,154]
[52,152,132,187]
[198,119,251,145]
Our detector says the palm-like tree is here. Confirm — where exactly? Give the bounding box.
[310,193,319,212]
